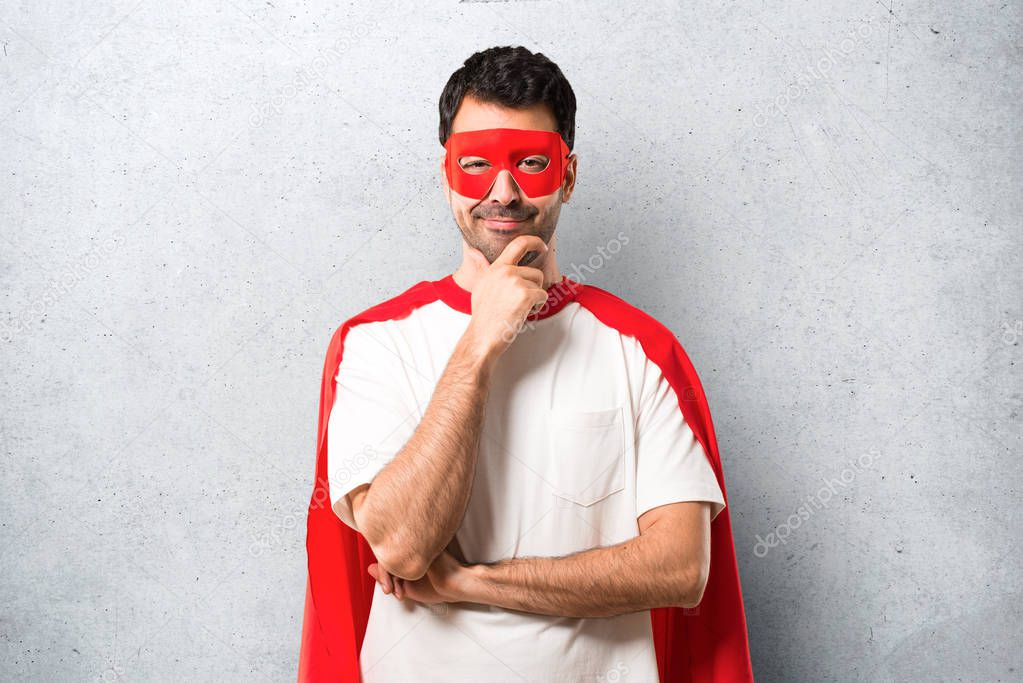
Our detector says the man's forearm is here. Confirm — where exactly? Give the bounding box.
[454,527,703,618]
[357,333,494,579]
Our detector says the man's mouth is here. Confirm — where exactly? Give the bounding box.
[481,217,526,232]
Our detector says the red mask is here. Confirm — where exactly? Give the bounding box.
[444,128,571,200]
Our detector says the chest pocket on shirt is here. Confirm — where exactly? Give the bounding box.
[546,405,626,506]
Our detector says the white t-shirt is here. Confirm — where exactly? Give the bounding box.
[326,273,726,683]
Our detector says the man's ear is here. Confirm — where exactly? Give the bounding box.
[439,153,450,197]
[561,153,578,203]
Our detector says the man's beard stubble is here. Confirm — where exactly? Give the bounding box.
[458,201,559,267]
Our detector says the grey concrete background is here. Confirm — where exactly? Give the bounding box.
[1,1,1019,681]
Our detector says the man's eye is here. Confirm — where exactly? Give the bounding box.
[460,159,491,173]
[519,157,550,173]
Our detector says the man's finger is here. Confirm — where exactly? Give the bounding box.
[506,264,545,288]
[493,234,548,267]
[446,536,466,564]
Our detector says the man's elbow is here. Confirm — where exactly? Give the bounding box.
[372,545,429,580]
[675,558,710,609]
[356,514,431,580]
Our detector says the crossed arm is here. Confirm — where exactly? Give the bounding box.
[343,332,494,579]
[454,500,711,617]
[343,328,713,617]
[359,491,714,618]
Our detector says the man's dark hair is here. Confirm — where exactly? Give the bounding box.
[438,46,577,151]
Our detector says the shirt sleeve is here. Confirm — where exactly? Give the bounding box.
[326,322,420,531]
[634,355,725,522]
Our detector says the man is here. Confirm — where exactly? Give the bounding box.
[299,46,753,682]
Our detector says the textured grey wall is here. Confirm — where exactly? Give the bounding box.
[1,1,1019,681]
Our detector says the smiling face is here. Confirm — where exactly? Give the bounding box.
[440,95,577,265]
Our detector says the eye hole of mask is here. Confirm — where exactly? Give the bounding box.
[444,128,570,200]
[457,155,552,175]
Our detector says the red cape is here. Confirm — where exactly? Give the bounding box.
[298,278,754,682]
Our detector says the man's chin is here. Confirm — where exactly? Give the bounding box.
[466,225,544,264]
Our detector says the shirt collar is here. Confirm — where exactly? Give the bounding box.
[432,272,581,321]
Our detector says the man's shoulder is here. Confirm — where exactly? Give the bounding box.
[575,280,681,347]
[342,278,440,328]
[326,278,440,351]
[575,281,707,395]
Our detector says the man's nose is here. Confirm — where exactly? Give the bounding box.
[485,169,524,203]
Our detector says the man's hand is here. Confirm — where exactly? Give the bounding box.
[368,549,473,605]
[461,234,550,361]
